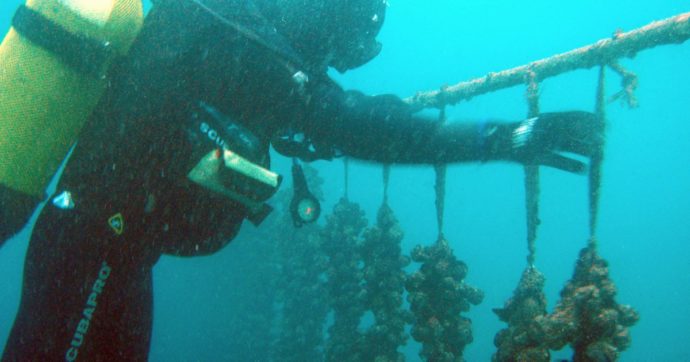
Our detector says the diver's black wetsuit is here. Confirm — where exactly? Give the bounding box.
[1,1,600,361]
[1,2,472,361]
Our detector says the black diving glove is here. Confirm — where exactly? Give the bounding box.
[491,111,604,173]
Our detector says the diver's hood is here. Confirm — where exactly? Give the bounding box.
[256,0,387,73]
[183,0,386,73]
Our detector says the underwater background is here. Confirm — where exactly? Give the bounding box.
[1,0,688,361]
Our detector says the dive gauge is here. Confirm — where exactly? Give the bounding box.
[290,160,321,227]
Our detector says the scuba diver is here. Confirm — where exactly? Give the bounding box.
[0,0,603,360]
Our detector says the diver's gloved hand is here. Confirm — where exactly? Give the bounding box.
[500,111,604,173]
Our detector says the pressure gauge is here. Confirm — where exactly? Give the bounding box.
[290,160,321,227]
[295,195,320,225]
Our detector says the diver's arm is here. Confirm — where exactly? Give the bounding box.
[302,81,602,172]
[301,83,502,163]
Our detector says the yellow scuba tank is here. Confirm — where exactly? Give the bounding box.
[0,0,143,197]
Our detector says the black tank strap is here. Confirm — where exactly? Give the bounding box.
[12,5,114,77]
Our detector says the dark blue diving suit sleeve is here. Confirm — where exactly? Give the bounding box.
[289,78,515,164]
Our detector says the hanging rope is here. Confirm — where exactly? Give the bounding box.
[491,71,550,362]
[526,70,540,117]
[525,70,541,266]
[589,66,607,245]
[408,99,486,357]
[343,157,350,200]
[434,165,446,242]
[434,103,448,242]
[383,164,390,205]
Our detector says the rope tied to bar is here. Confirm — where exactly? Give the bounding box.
[525,69,541,116]
[588,65,607,247]
[524,69,541,266]
[608,61,639,108]
[434,103,448,242]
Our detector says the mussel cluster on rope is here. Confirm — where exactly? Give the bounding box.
[321,198,368,362]
[406,238,484,362]
[492,267,550,362]
[358,202,412,362]
[493,244,639,362]
[533,242,639,362]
